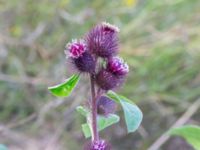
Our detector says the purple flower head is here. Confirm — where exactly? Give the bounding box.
[65,39,86,59]
[84,139,111,150]
[107,57,129,76]
[96,56,128,90]
[97,96,116,116]
[96,69,124,90]
[86,22,119,58]
[65,39,95,73]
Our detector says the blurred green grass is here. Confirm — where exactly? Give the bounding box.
[0,0,200,149]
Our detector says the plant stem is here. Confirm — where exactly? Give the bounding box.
[90,74,99,141]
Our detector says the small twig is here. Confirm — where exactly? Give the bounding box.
[148,97,200,150]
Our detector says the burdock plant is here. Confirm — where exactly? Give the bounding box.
[48,22,143,150]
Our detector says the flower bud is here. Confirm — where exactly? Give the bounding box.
[86,22,119,58]
[96,69,123,90]
[84,139,111,150]
[73,52,95,73]
[107,57,129,76]
[96,56,129,90]
[65,39,95,73]
[97,96,116,116]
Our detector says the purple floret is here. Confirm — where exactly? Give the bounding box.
[65,39,86,59]
[107,57,129,76]
[84,140,111,150]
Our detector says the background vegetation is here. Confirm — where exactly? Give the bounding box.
[0,0,200,149]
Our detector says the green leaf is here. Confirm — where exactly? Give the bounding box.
[76,106,89,117]
[106,90,133,104]
[48,74,80,97]
[82,114,120,138]
[120,100,143,133]
[168,125,200,150]
[0,145,8,150]
[97,114,120,131]
[107,91,143,133]
[82,124,91,138]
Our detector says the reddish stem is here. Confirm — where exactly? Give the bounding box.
[90,74,99,141]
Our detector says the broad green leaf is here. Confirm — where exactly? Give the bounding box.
[76,106,89,117]
[0,145,8,150]
[168,125,200,150]
[48,74,80,97]
[82,114,120,138]
[107,91,143,133]
[120,100,143,133]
